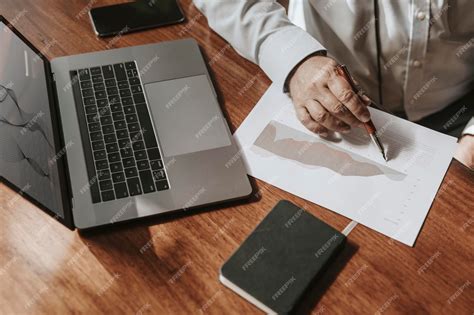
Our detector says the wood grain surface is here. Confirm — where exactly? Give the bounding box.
[0,1,473,314]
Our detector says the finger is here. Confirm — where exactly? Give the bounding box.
[316,88,362,127]
[327,75,371,122]
[295,105,329,136]
[305,99,351,133]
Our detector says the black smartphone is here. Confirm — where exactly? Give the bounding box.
[89,0,185,37]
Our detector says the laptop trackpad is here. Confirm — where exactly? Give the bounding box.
[144,75,231,157]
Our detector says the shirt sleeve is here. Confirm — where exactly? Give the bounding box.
[461,117,474,136]
[192,0,326,90]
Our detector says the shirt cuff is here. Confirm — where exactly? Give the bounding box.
[258,26,326,92]
[461,117,474,136]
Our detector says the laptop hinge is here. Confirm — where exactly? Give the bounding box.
[47,66,75,228]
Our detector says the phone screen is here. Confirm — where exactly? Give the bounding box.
[90,0,185,37]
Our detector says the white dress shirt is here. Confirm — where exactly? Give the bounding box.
[193,0,474,135]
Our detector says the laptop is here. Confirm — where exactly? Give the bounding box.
[0,16,252,229]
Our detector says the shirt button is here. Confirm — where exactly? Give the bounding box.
[416,11,426,21]
[413,60,421,67]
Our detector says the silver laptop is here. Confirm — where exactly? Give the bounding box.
[0,16,252,229]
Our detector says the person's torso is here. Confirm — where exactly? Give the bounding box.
[290,0,474,120]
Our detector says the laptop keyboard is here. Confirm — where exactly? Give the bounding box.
[70,61,169,203]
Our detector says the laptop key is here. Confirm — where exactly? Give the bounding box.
[111,103,122,112]
[119,89,131,97]
[123,157,135,168]
[92,141,105,151]
[90,131,102,142]
[139,170,156,193]
[126,114,138,123]
[108,152,121,163]
[113,63,127,81]
[137,160,149,170]
[126,69,138,77]
[118,81,129,89]
[132,131,143,141]
[95,90,107,99]
[102,124,114,134]
[99,179,113,191]
[110,162,123,173]
[136,103,158,148]
[82,88,94,97]
[94,82,105,90]
[133,93,145,104]
[117,129,129,139]
[122,97,133,105]
[118,139,129,149]
[101,190,115,201]
[87,114,99,123]
[123,106,135,114]
[114,182,129,198]
[152,169,166,181]
[147,148,161,160]
[79,69,91,81]
[155,180,169,191]
[125,167,138,178]
[106,143,119,153]
[81,80,92,89]
[129,77,140,85]
[107,87,119,95]
[83,97,95,106]
[121,148,133,159]
[98,105,111,116]
[125,62,136,70]
[134,150,147,161]
[85,106,97,115]
[112,172,126,183]
[104,133,117,143]
[95,159,108,170]
[112,111,124,121]
[92,75,103,83]
[90,67,102,76]
[94,150,106,160]
[109,95,120,104]
[97,99,108,107]
[132,141,145,151]
[102,65,114,79]
[100,116,113,126]
[114,120,127,130]
[88,122,101,132]
[150,160,163,170]
[128,123,140,133]
[98,169,111,180]
[127,177,142,196]
[131,85,142,94]
[105,78,116,87]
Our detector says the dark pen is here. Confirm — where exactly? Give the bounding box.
[335,64,388,161]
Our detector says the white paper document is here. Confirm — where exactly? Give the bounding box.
[235,85,458,246]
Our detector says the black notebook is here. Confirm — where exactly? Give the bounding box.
[220,200,346,314]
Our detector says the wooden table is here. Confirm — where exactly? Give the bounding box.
[0,1,473,314]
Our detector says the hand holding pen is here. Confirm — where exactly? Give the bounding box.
[288,56,378,140]
[335,64,388,161]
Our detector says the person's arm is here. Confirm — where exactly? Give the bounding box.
[192,0,324,89]
[194,0,371,136]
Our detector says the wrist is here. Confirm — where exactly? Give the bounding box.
[284,50,327,94]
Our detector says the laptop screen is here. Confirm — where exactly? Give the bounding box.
[0,21,66,219]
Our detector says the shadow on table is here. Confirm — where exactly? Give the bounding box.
[75,190,261,293]
[293,240,359,315]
